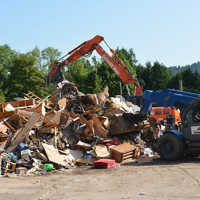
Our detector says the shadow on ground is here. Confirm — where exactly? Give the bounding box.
[122,156,200,167]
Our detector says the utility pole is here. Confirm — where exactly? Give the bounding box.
[179,80,183,90]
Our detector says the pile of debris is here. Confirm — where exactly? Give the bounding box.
[0,81,156,176]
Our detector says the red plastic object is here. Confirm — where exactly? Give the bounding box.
[111,137,120,145]
[94,159,116,169]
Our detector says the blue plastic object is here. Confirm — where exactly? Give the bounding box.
[18,142,29,152]
[83,153,93,158]
[7,152,18,162]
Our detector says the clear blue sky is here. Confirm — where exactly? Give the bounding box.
[1,0,200,67]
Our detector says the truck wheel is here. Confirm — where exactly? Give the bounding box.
[159,133,184,161]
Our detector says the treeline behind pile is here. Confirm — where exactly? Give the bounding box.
[0,44,200,103]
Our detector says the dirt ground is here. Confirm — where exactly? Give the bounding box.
[1,157,200,200]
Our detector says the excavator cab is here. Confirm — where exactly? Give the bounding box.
[181,99,200,142]
[159,99,200,161]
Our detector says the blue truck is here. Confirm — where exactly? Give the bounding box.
[141,89,200,160]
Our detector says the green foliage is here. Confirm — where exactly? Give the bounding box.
[151,62,170,90]
[0,90,6,103]
[0,44,16,69]
[64,58,93,93]
[41,47,61,72]
[29,47,42,70]
[1,42,200,102]
[6,53,48,100]
[167,68,200,93]
[0,45,17,101]
[96,48,137,96]
[136,61,170,90]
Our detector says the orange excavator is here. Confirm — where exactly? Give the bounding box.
[49,35,142,96]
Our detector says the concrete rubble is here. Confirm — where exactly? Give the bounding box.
[0,82,157,176]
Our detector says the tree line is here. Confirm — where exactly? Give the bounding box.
[0,44,200,103]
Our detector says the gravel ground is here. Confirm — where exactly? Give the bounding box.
[1,157,200,200]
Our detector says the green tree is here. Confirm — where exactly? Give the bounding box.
[0,44,16,102]
[167,72,181,89]
[151,62,170,90]
[6,53,48,100]
[136,61,170,90]
[29,47,42,71]
[65,58,92,93]
[167,68,200,93]
[96,48,137,96]
[136,62,153,90]
[41,47,61,72]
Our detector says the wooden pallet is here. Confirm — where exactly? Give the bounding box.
[24,91,41,104]
[110,143,136,163]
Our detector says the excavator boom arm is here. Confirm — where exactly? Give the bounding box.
[49,35,142,95]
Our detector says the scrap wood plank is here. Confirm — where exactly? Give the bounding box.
[43,110,61,127]
[42,143,71,167]
[94,144,110,158]
[38,127,55,134]
[0,99,34,112]
[6,112,41,152]
[0,111,16,121]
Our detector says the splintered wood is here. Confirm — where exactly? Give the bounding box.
[43,111,61,127]
[0,99,34,112]
[6,112,41,152]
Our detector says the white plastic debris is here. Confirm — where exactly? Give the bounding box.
[4,104,15,111]
[111,95,140,113]
[143,148,154,157]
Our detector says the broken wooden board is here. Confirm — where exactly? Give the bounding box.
[92,114,108,138]
[74,141,92,150]
[0,111,16,121]
[42,143,71,167]
[0,99,34,112]
[94,144,110,158]
[0,123,9,134]
[36,149,48,162]
[38,127,55,135]
[58,97,67,110]
[6,112,41,152]
[5,113,26,130]
[43,110,61,127]
[24,102,46,115]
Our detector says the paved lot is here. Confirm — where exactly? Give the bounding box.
[1,158,200,200]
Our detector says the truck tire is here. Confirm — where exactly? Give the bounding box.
[159,133,184,161]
